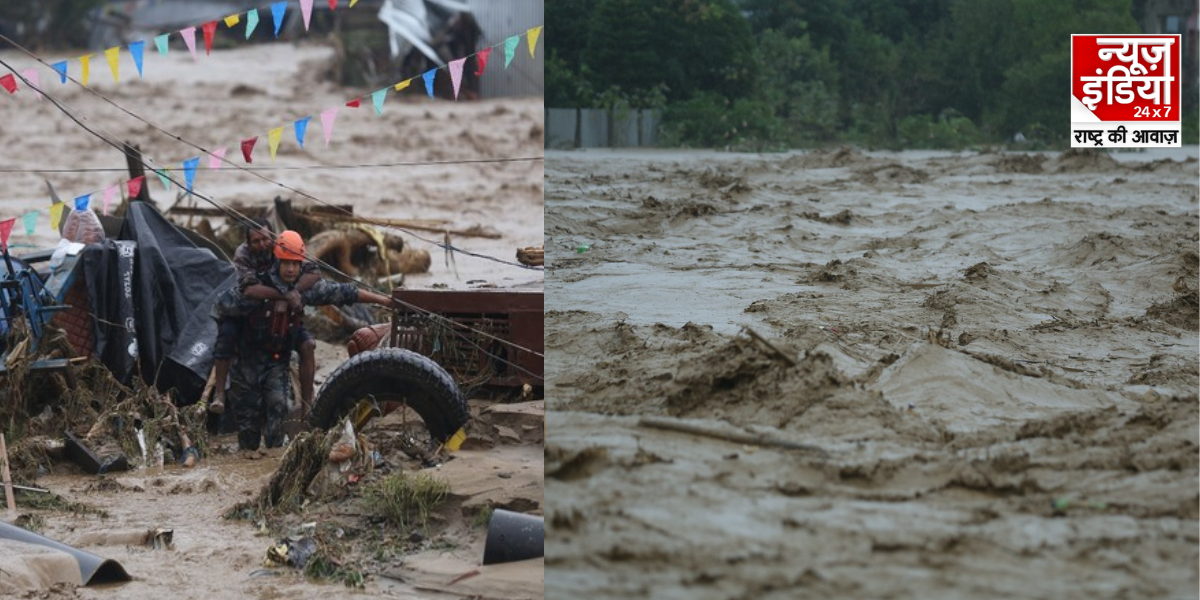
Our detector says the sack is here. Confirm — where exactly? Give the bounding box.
[62,209,105,244]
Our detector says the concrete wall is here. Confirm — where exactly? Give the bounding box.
[546,108,661,148]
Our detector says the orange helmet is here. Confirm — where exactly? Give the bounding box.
[274,230,306,261]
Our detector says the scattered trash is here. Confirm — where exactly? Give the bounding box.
[63,431,129,476]
[263,536,318,569]
[145,528,173,550]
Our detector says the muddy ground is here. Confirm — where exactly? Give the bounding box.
[544,147,1199,599]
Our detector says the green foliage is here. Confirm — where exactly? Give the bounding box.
[0,0,105,49]
[473,505,494,529]
[362,472,450,534]
[896,112,987,150]
[1183,110,1199,145]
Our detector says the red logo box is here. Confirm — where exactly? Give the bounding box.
[1072,34,1180,122]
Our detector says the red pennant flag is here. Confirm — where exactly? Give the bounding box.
[0,218,14,251]
[0,74,16,94]
[241,136,258,163]
[328,0,337,9]
[346,97,361,108]
[202,21,218,55]
[475,47,492,77]
[127,175,145,198]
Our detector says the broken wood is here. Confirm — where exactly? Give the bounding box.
[637,415,828,457]
[0,434,14,513]
[741,326,797,367]
[345,216,501,239]
[516,245,543,267]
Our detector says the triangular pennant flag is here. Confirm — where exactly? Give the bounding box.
[46,180,61,205]
[154,33,170,56]
[300,0,314,31]
[350,0,359,6]
[0,74,15,94]
[0,218,14,252]
[209,147,227,169]
[127,175,144,199]
[328,0,338,10]
[504,36,518,67]
[183,158,199,192]
[474,47,491,76]
[448,58,466,100]
[105,47,120,82]
[394,78,412,92]
[294,117,310,148]
[21,69,40,99]
[49,203,64,231]
[527,26,542,58]
[22,212,37,236]
[241,137,258,163]
[181,27,198,60]
[102,184,118,216]
[371,88,387,115]
[51,61,68,83]
[80,54,92,86]
[246,9,260,39]
[268,127,283,161]
[319,107,338,146]
[155,168,171,191]
[271,2,287,37]
[224,14,240,28]
[346,97,361,108]
[422,69,436,97]
[129,41,146,77]
[74,194,90,211]
[202,21,218,55]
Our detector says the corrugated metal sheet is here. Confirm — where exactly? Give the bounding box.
[466,0,543,98]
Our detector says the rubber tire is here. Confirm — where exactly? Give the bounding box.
[308,348,469,443]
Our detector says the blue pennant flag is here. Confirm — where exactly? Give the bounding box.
[422,69,436,98]
[294,116,311,148]
[74,194,89,211]
[51,61,67,83]
[271,2,287,37]
[183,158,199,192]
[129,41,146,77]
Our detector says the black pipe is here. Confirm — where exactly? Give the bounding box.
[482,509,543,565]
[0,521,130,585]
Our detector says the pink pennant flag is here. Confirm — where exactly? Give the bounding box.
[102,184,118,216]
[474,47,492,77]
[21,68,41,100]
[209,147,227,170]
[300,0,314,30]
[320,107,339,146]
[202,21,218,55]
[127,175,144,199]
[0,218,13,252]
[449,57,466,100]
[241,137,258,163]
[181,26,198,60]
[0,74,16,94]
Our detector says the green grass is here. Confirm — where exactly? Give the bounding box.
[362,472,450,535]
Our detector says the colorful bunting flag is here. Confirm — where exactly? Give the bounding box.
[22,212,37,236]
[80,54,92,86]
[49,203,64,231]
[300,0,314,31]
[448,58,465,100]
[475,47,491,77]
[246,8,260,39]
[422,69,436,97]
[21,69,40,100]
[102,184,118,216]
[155,168,171,191]
[129,41,146,77]
[154,33,170,56]
[209,147,227,169]
[527,26,542,58]
[394,79,412,92]
[327,0,338,9]
[224,14,241,28]
[504,36,518,68]
[294,117,310,148]
[319,108,338,146]
[202,21,218,55]
[268,127,283,160]
[51,61,68,83]
[181,27,198,60]
[370,88,387,115]
[183,158,199,192]
[127,176,144,199]
[350,0,359,6]
[74,194,90,211]
[271,2,287,37]
[0,219,14,252]
[241,137,258,163]
[105,47,121,82]
[0,74,16,94]
[346,97,361,108]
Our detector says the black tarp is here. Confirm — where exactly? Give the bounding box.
[84,203,234,402]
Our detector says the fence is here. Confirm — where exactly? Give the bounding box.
[545,108,661,149]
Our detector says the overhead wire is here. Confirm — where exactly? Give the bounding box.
[0,156,544,173]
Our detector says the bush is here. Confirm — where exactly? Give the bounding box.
[896,113,989,150]
[362,472,450,534]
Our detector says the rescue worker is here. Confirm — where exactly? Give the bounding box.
[226,230,394,451]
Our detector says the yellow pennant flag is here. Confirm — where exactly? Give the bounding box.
[527,26,542,58]
[393,79,412,92]
[105,47,120,83]
[350,0,360,6]
[79,54,92,86]
[268,127,283,161]
[49,203,64,231]
[224,14,241,27]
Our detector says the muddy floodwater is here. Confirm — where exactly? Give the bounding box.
[545,147,1199,599]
